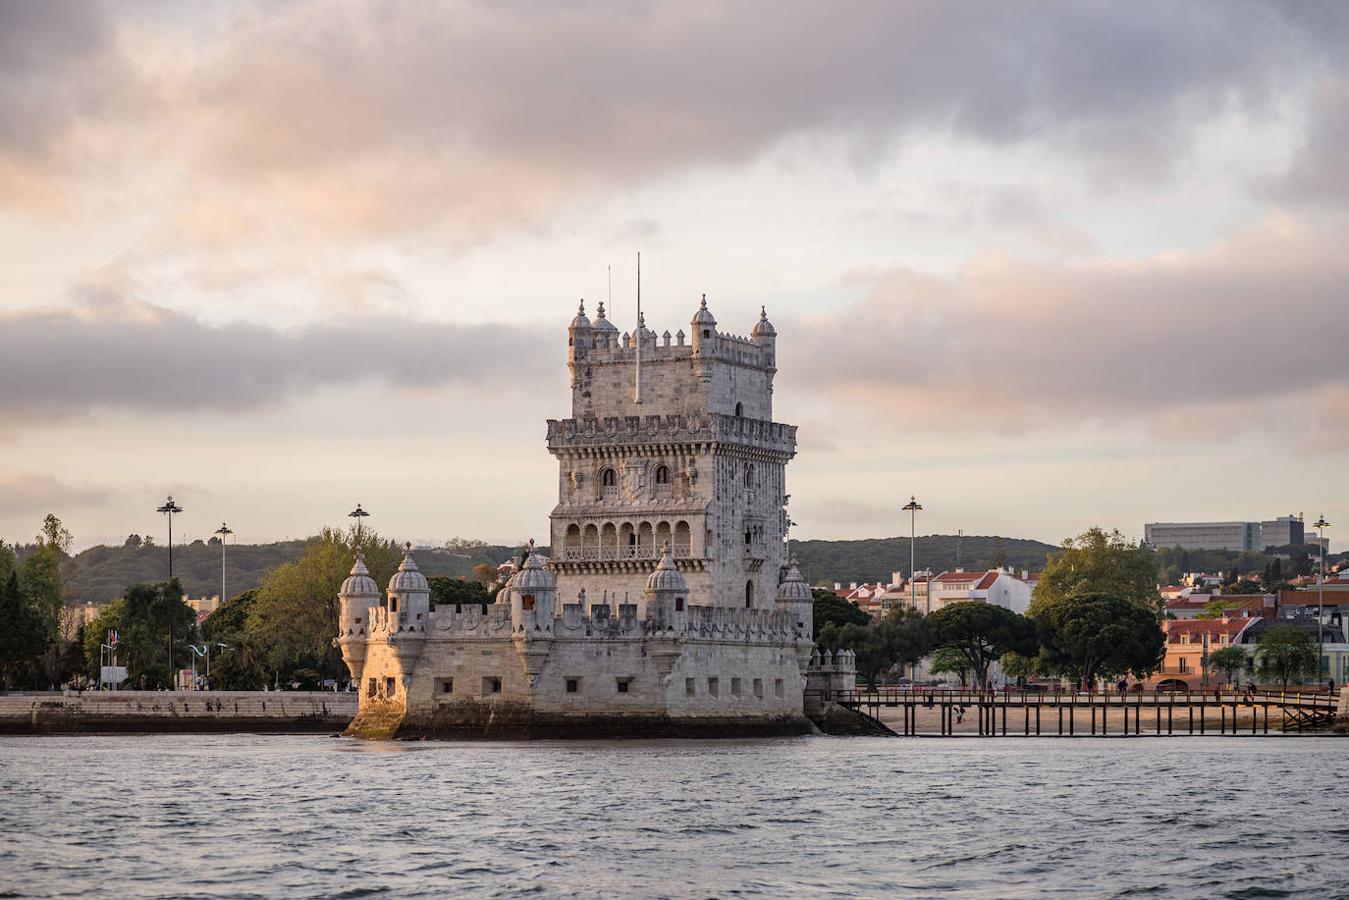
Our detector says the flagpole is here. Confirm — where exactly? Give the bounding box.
[635,251,642,404]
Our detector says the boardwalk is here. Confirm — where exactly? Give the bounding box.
[812,687,1342,737]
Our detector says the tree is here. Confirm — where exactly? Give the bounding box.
[83,580,197,687]
[428,576,489,609]
[1000,650,1038,682]
[471,563,497,586]
[1208,645,1249,685]
[0,571,43,689]
[991,540,1007,570]
[1256,626,1319,687]
[928,601,1037,687]
[1034,591,1165,685]
[811,588,870,638]
[124,534,143,549]
[1031,527,1161,617]
[246,526,402,687]
[201,590,269,690]
[929,647,974,686]
[814,608,933,688]
[38,514,74,556]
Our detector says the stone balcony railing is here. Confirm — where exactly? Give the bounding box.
[560,545,693,562]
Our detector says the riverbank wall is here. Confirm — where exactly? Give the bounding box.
[0,691,356,735]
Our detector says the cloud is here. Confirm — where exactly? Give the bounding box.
[0,283,552,429]
[782,215,1349,444]
[6,1,1348,237]
[0,473,111,521]
[1270,77,1349,209]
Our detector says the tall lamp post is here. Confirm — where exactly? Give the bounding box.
[348,503,370,544]
[214,522,234,604]
[1313,515,1330,686]
[156,495,184,579]
[903,496,923,613]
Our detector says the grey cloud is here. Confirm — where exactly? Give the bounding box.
[1270,78,1349,208]
[7,2,1349,231]
[0,473,111,520]
[0,289,553,426]
[780,218,1349,438]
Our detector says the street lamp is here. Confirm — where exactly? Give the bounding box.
[348,503,370,544]
[214,522,234,604]
[902,496,923,613]
[1313,515,1330,685]
[156,495,184,579]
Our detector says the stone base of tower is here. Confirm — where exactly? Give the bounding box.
[345,699,813,740]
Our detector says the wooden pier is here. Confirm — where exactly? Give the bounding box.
[809,687,1341,737]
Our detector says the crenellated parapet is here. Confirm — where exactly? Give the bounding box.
[547,413,797,456]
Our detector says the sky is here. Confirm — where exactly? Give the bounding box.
[2,1,1347,552]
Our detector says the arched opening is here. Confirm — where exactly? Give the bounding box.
[655,464,670,485]
[619,522,636,557]
[735,402,743,417]
[601,523,617,555]
[583,524,599,554]
[744,580,754,608]
[601,467,617,487]
[638,522,654,555]
[744,463,753,488]
[674,521,691,556]
[565,524,581,554]
[656,521,672,552]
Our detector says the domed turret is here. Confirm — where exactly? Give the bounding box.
[642,544,688,630]
[570,300,591,330]
[751,306,776,339]
[592,300,618,349]
[690,294,717,356]
[776,558,813,636]
[386,544,430,620]
[337,552,382,683]
[568,300,593,381]
[506,541,557,633]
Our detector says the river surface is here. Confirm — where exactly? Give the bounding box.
[1,734,1345,898]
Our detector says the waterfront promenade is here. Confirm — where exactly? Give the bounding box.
[0,691,356,734]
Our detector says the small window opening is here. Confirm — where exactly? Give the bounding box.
[384,676,396,696]
[438,678,454,695]
[675,597,685,612]
[753,678,764,699]
[708,677,720,697]
[566,678,580,694]
[616,678,632,694]
[685,677,696,697]
[703,329,711,339]
[735,402,743,417]
[774,678,785,698]
[602,468,617,487]
[522,594,535,611]
[745,580,754,608]
[731,677,742,696]
[655,465,670,485]
[483,676,502,695]
[389,597,399,613]
[367,677,377,698]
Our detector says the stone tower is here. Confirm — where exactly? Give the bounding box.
[548,298,796,609]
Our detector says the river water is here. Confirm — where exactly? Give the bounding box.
[1,734,1344,898]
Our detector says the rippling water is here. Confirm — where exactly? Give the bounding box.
[2,734,1345,898]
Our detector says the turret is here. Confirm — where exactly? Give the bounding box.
[776,558,813,637]
[386,544,431,622]
[505,542,557,634]
[751,306,777,369]
[337,552,381,683]
[642,543,688,631]
[592,300,619,349]
[567,300,592,386]
[690,294,717,356]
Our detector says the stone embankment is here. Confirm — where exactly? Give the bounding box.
[0,691,357,735]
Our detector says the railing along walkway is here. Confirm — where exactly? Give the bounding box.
[808,687,1342,737]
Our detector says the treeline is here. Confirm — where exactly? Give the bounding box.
[1153,543,1342,587]
[0,516,73,689]
[792,534,1057,586]
[814,527,1327,689]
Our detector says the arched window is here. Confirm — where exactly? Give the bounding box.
[655,464,670,485]
[735,402,743,417]
[601,468,617,488]
[745,581,754,608]
[744,464,753,488]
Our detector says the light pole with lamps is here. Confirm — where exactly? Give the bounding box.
[348,503,370,544]
[1313,515,1330,685]
[902,496,923,613]
[214,522,234,604]
[156,495,183,579]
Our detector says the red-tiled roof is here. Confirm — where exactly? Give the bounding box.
[932,570,991,584]
[1163,618,1252,641]
[975,571,999,590]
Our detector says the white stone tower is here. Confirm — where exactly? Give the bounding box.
[548,296,796,609]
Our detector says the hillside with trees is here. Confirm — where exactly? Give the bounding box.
[792,534,1058,587]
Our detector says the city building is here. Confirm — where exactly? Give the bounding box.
[338,300,850,739]
[1148,617,1259,690]
[927,568,1033,614]
[1144,514,1307,552]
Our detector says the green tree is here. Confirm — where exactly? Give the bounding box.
[814,608,933,689]
[811,587,870,638]
[1256,626,1319,687]
[428,576,489,609]
[1000,650,1038,682]
[0,570,44,689]
[246,526,401,687]
[38,514,74,556]
[83,580,197,687]
[1031,527,1161,616]
[1207,644,1249,685]
[200,590,269,690]
[928,601,1037,687]
[929,647,974,687]
[1034,591,1165,685]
